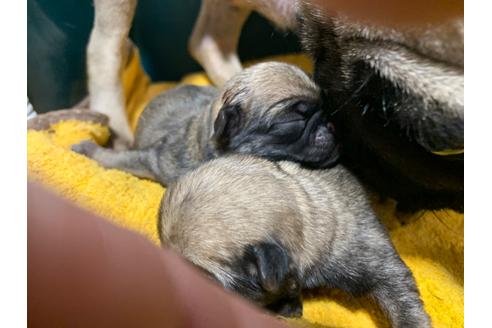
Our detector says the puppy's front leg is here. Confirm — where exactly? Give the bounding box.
[72,140,159,182]
[87,0,137,145]
[189,0,251,86]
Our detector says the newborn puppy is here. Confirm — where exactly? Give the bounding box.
[73,62,338,185]
[159,155,430,327]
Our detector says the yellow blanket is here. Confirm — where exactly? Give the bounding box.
[27,51,463,328]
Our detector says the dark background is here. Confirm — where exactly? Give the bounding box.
[27,0,300,113]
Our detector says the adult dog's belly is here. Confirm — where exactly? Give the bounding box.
[296,8,463,212]
[331,78,463,212]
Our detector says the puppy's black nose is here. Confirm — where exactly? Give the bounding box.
[314,126,331,146]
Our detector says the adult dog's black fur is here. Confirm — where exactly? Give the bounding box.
[297,5,464,212]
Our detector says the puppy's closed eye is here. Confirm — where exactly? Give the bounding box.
[272,112,305,125]
[266,101,319,142]
[268,116,306,141]
[291,100,318,117]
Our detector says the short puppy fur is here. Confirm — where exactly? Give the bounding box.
[159,154,431,327]
[73,62,338,185]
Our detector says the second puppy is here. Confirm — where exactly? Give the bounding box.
[73,62,338,185]
[159,154,431,327]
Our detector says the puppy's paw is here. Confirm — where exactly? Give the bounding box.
[71,140,99,158]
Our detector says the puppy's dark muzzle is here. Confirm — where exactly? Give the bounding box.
[313,122,335,147]
[319,143,340,168]
[301,113,340,168]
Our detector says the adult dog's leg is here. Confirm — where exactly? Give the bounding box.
[189,0,251,86]
[87,0,137,145]
[248,0,297,30]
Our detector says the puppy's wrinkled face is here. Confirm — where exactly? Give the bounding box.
[212,62,339,169]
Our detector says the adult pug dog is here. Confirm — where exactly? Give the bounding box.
[88,0,463,211]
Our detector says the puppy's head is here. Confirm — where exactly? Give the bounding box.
[211,62,339,169]
[159,156,305,316]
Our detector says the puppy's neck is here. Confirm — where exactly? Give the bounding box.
[209,97,223,125]
[199,98,223,160]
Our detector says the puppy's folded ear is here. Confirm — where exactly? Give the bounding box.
[253,242,291,293]
[250,241,299,296]
[212,105,241,150]
[234,241,302,315]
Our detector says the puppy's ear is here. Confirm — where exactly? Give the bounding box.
[234,241,302,314]
[253,242,290,293]
[250,241,299,295]
[212,105,241,150]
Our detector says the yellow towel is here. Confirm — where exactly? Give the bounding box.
[27,50,463,328]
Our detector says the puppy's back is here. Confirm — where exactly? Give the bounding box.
[135,85,218,148]
[159,154,369,266]
[159,155,308,263]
